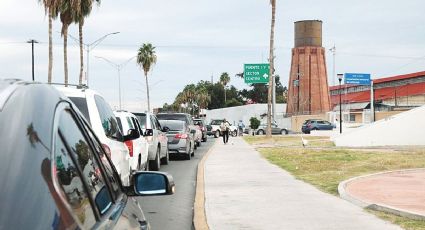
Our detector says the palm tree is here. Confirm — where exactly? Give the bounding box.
[137,43,157,112]
[39,0,60,83]
[266,0,276,138]
[219,72,230,104]
[59,0,73,86]
[72,0,100,85]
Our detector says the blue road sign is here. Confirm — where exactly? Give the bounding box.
[344,73,371,85]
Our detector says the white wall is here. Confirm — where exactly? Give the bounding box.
[205,104,287,128]
[333,105,425,147]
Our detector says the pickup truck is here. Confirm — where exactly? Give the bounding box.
[207,119,238,138]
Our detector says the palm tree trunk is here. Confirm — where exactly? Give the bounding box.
[63,25,69,87]
[48,11,53,83]
[145,72,151,112]
[224,86,227,105]
[79,20,84,85]
[266,0,276,138]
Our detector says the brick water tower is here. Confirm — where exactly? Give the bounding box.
[286,20,331,115]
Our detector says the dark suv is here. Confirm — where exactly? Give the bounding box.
[0,79,175,230]
[302,119,335,134]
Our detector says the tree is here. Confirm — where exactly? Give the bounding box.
[72,0,100,85]
[137,43,157,112]
[59,0,73,86]
[39,0,60,83]
[219,72,230,104]
[266,0,276,138]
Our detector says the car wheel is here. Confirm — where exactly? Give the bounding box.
[281,129,288,135]
[214,130,220,138]
[137,155,142,170]
[257,129,264,135]
[149,147,161,171]
[186,145,192,160]
[231,130,237,137]
[161,148,169,165]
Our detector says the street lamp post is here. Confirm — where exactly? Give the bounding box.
[95,56,136,110]
[27,39,38,81]
[86,32,120,85]
[337,74,343,134]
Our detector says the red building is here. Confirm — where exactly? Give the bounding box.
[329,71,425,122]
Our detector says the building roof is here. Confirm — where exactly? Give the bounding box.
[330,81,425,104]
[329,70,425,91]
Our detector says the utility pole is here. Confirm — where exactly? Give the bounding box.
[27,39,38,81]
[266,0,276,137]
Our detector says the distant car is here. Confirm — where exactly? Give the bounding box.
[193,118,207,142]
[114,110,149,171]
[159,120,195,160]
[132,112,169,171]
[256,123,288,135]
[0,79,175,230]
[208,119,238,138]
[302,119,335,134]
[57,86,133,186]
[156,113,201,148]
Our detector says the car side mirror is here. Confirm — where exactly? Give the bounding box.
[123,129,140,141]
[126,171,175,196]
[162,126,170,132]
[144,129,154,136]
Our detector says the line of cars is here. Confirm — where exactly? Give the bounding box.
[0,79,174,229]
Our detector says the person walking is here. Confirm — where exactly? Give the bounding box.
[220,118,230,144]
[238,120,245,136]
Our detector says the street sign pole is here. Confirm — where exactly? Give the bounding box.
[370,81,374,122]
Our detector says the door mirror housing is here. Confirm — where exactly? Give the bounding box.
[144,129,154,136]
[123,129,140,141]
[162,126,170,133]
[125,172,175,196]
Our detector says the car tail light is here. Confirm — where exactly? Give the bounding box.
[102,144,112,159]
[175,133,188,139]
[125,140,134,157]
[307,124,312,128]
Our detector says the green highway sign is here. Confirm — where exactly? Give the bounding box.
[244,63,270,84]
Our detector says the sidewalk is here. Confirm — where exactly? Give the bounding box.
[203,137,401,230]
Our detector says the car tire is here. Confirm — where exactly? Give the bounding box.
[149,147,161,171]
[161,148,169,165]
[257,129,264,135]
[281,129,288,135]
[137,155,142,171]
[231,130,237,137]
[214,130,220,138]
[186,145,192,160]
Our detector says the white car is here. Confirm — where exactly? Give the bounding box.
[209,119,238,138]
[132,112,169,171]
[114,111,149,172]
[56,86,133,186]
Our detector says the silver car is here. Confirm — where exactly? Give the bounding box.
[160,120,195,160]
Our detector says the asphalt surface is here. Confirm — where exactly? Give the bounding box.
[138,137,215,230]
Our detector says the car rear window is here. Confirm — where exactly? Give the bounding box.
[156,114,188,124]
[69,97,91,124]
[159,120,185,131]
[94,95,122,140]
[210,120,222,125]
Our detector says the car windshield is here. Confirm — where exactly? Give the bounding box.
[133,113,147,129]
[210,120,222,125]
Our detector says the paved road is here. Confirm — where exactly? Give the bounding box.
[139,137,215,230]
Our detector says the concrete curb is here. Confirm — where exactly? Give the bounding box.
[193,138,218,230]
[338,168,425,221]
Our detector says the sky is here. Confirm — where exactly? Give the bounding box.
[1,0,424,112]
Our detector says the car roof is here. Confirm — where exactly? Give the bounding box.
[55,85,100,98]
